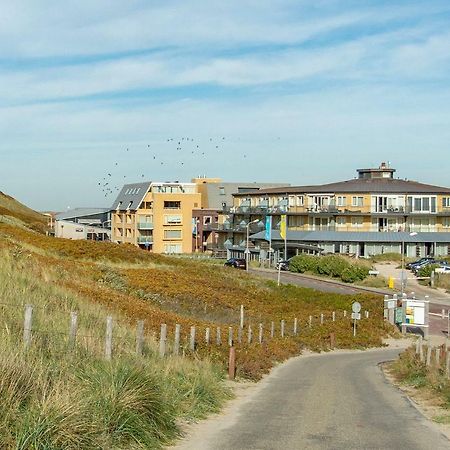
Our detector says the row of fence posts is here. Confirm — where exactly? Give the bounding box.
[415,336,450,378]
[20,304,370,364]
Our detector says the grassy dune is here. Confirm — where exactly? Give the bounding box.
[0,193,393,447]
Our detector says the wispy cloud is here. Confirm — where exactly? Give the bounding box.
[1,1,450,209]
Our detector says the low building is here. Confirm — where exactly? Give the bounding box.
[55,208,111,241]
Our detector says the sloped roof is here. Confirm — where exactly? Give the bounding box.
[235,178,450,196]
[55,208,110,220]
[111,182,152,211]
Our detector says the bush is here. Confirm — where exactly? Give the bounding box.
[289,254,370,283]
[289,255,319,273]
[418,264,440,278]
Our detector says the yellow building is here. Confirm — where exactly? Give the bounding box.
[111,181,200,254]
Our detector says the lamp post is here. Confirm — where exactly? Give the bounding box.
[246,219,259,272]
[401,231,418,296]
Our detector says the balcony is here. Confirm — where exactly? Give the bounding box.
[137,222,154,230]
[137,236,153,244]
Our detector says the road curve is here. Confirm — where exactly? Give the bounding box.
[174,348,449,450]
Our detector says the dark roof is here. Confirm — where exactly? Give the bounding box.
[55,208,110,220]
[250,230,450,243]
[111,182,151,211]
[234,178,450,196]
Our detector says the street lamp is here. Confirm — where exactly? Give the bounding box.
[245,219,259,272]
[401,231,418,296]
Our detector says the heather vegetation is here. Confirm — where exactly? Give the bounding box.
[0,193,393,447]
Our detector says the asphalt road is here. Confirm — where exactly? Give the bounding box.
[176,348,449,450]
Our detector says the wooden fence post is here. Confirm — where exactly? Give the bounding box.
[69,311,78,349]
[419,338,424,362]
[320,313,324,325]
[332,311,335,322]
[23,304,33,349]
[281,320,285,338]
[205,327,210,345]
[343,310,347,318]
[270,321,275,339]
[293,318,298,335]
[228,347,236,380]
[216,327,221,345]
[237,326,242,344]
[159,324,167,357]
[136,320,144,355]
[446,353,450,378]
[240,304,244,329]
[174,324,181,356]
[105,316,113,360]
[330,332,335,348]
[258,323,263,344]
[309,315,312,328]
[436,347,441,365]
[248,325,252,344]
[190,326,196,351]
[228,327,233,347]
[426,346,432,366]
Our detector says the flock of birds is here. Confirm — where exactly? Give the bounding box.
[98,136,251,199]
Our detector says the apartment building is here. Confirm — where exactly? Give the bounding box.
[191,177,288,254]
[225,163,450,259]
[111,178,287,254]
[111,181,201,254]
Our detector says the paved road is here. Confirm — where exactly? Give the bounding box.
[175,349,449,450]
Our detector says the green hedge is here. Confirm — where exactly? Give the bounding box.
[289,254,370,283]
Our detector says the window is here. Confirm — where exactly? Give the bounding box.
[164,201,181,209]
[164,229,182,239]
[140,201,152,209]
[203,216,212,225]
[351,196,364,207]
[336,217,346,227]
[164,243,182,254]
[297,196,304,207]
[164,214,182,225]
[408,196,437,213]
[443,198,450,208]
[219,187,225,195]
[443,218,450,228]
[351,217,363,228]
[337,196,347,207]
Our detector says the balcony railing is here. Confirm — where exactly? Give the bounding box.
[137,236,153,244]
[137,222,154,230]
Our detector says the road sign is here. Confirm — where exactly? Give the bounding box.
[352,302,361,313]
[351,312,361,320]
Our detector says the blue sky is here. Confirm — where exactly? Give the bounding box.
[1,0,450,210]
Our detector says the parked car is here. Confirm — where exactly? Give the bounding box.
[412,260,447,275]
[276,259,290,271]
[224,258,247,270]
[435,266,450,274]
[411,259,438,274]
[406,257,434,270]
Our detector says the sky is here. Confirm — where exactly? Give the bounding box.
[1,0,450,211]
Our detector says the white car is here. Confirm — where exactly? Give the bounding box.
[435,266,450,274]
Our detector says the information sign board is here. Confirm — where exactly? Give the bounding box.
[405,300,426,326]
[351,312,361,320]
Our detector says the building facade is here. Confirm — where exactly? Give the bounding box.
[111,181,201,253]
[226,163,450,260]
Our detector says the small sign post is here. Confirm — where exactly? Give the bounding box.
[352,302,361,337]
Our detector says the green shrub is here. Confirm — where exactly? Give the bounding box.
[418,264,440,278]
[289,255,319,273]
[290,254,370,283]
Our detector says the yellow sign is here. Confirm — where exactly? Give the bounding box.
[280,215,287,240]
